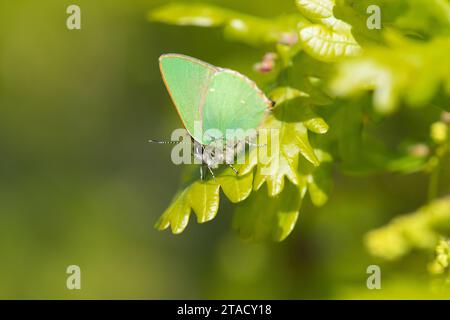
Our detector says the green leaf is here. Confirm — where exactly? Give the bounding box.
[336,103,363,164]
[239,87,329,197]
[269,86,309,105]
[299,24,361,62]
[295,0,335,19]
[337,0,450,39]
[232,182,303,241]
[155,181,220,234]
[333,0,383,44]
[149,3,231,27]
[217,169,254,203]
[330,36,450,113]
[155,167,253,234]
[149,3,302,47]
[318,102,430,175]
[223,14,300,47]
[393,0,450,37]
[295,0,362,62]
[282,53,334,106]
[269,87,329,132]
[297,151,333,206]
[365,197,450,260]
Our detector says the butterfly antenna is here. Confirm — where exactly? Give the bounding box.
[200,165,205,181]
[227,164,239,175]
[148,139,190,145]
[207,166,217,182]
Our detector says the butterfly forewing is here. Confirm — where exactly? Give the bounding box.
[159,54,216,143]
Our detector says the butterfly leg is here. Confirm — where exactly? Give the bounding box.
[227,164,239,175]
[247,141,266,147]
[232,138,265,155]
[245,134,266,147]
[200,165,206,181]
[207,166,217,182]
[204,133,225,145]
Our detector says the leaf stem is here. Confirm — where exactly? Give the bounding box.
[428,162,441,201]
[427,119,450,201]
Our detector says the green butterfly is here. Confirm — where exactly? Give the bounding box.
[151,54,273,180]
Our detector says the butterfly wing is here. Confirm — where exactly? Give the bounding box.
[159,54,216,143]
[202,69,271,142]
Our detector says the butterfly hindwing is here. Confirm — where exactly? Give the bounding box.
[202,69,271,142]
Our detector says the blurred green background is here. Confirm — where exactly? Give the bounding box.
[0,0,449,299]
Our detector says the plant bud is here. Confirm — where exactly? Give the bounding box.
[430,121,448,144]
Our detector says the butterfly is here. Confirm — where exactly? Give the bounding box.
[150,54,273,180]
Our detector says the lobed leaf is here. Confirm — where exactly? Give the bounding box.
[295,0,334,19]
[238,87,329,197]
[296,0,362,62]
[298,150,333,207]
[232,182,303,242]
[299,24,361,62]
[154,181,220,234]
[155,167,253,234]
